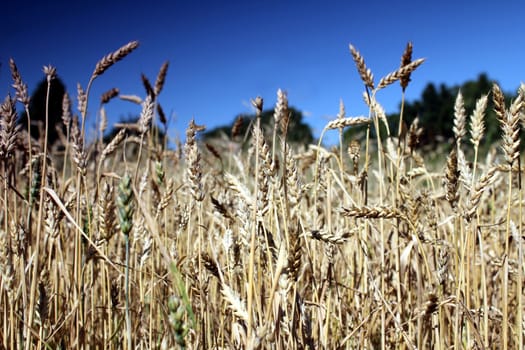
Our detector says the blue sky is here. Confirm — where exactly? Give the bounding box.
[2,1,525,145]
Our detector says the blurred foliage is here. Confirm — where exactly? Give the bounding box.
[202,107,314,146]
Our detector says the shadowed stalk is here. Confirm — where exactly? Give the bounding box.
[499,93,522,350]
[26,67,55,349]
[247,96,263,346]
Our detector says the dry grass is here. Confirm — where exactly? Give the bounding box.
[0,41,524,350]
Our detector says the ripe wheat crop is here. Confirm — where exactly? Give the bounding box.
[0,41,524,349]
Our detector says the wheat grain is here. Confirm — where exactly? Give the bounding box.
[92,41,139,79]
[340,205,402,219]
[184,119,205,202]
[325,116,370,130]
[453,91,466,143]
[9,58,29,106]
[444,145,459,208]
[98,181,117,241]
[493,83,506,122]
[0,96,19,160]
[500,97,521,166]
[43,65,56,83]
[100,87,120,104]
[231,115,244,139]
[119,94,143,104]
[138,95,154,135]
[309,228,355,244]
[469,94,488,147]
[349,44,374,89]
[465,166,497,219]
[377,58,425,90]
[154,61,169,96]
[157,103,167,126]
[61,93,72,128]
[400,41,413,91]
[141,73,154,97]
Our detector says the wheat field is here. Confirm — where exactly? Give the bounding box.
[0,41,524,349]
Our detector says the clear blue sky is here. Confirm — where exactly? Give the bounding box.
[2,1,524,145]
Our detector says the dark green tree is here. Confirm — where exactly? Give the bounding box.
[402,82,456,144]
[202,107,314,146]
[19,76,68,147]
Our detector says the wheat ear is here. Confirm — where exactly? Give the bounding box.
[92,41,139,79]
[349,44,374,90]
